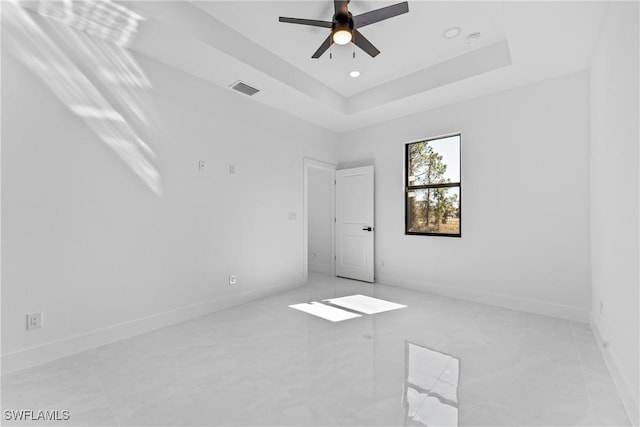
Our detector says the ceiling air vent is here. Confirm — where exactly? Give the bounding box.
[230,81,260,97]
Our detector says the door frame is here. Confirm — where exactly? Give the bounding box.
[303,157,337,282]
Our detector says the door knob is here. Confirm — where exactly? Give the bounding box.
[362,226,373,232]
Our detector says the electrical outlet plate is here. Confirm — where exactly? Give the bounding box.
[27,312,42,330]
[229,275,236,286]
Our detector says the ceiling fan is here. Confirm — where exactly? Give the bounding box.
[279,0,409,59]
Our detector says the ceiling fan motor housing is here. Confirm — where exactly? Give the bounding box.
[332,12,354,35]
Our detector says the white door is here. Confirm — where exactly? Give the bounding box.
[335,166,374,282]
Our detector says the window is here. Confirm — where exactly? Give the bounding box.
[405,134,461,237]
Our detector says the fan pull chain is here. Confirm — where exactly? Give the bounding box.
[352,32,356,58]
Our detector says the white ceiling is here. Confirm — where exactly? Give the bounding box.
[196,1,508,97]
[126,1,608,133]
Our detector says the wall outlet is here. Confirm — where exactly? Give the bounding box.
[26,312,42,330]
[288,212,297,220]
[229,164,236,175]
[599,301,604,316]
[229,275,236,286]
[198,160,206,172]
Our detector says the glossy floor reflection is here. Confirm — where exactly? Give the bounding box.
[1,274,631,426]
[404,342,460,426]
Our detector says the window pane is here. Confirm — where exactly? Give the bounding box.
[407,187,460,234]
[408,135,460,185]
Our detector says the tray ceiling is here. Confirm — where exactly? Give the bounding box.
[124,1,607,132]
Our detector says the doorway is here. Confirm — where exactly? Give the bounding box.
[303,158,336,281]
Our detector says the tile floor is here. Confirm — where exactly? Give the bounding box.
[1,274,631,426]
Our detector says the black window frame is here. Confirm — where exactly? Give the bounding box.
[405,133,462,237]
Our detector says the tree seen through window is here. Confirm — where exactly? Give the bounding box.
[406,135,461,236]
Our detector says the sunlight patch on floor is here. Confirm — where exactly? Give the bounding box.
[324,294,407,314]
[288,301,362,322]
[289,294,407,322]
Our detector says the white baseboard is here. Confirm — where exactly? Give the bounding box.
[590,315,639,426]
[375,274,589,323]
[2,281,302,375]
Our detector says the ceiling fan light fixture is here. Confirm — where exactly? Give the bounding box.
[333,29,352,45]
[349,70,360,78]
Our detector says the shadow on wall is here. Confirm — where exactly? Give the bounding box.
[337,159,376,170]
[2,0,165,195]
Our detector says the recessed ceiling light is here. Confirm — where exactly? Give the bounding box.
[350,70,360,78]
[466,32,481,45]
[443,27,461,39]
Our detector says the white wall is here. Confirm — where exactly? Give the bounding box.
[338,72,592,321]
[589,2,639,423]
[1,52,338,373]
[308,166,334,274]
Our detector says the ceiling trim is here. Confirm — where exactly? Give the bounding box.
[348,39,512,114]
